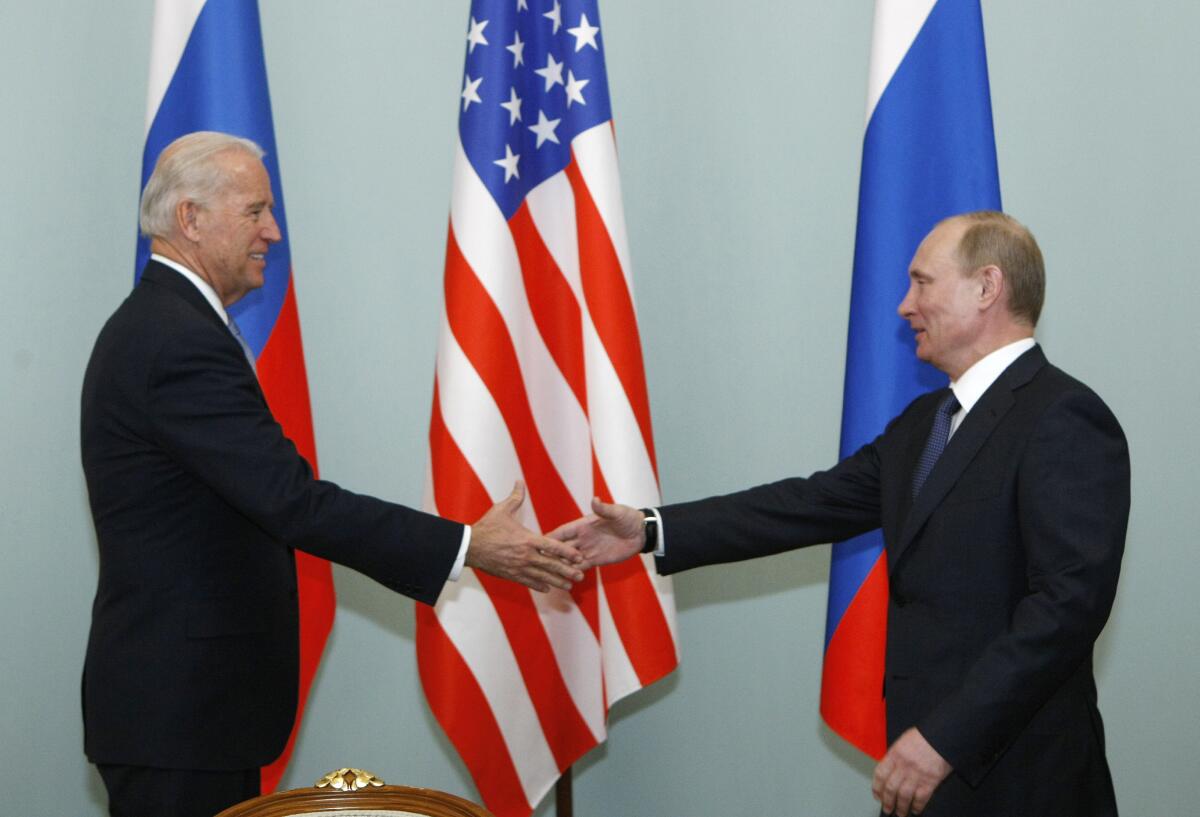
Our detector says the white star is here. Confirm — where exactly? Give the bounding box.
[500,87,523,125]
[466,17,489,53]
[494,143,520,182]
[543,0,562,34]
[506,29,525,68]
[534,52,564,92]
[517,0,528,10]
[528,110,562,148]
[564,70,589,107]
[567,13,600,52]
[461,73,483,111]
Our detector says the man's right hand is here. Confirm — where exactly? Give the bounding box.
[548,498,647,567]
[467,482,585,592]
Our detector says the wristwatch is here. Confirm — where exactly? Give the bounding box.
[639,508,658,554]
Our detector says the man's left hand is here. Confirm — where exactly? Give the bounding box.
[546,498,646,568]
[872,727,951,816]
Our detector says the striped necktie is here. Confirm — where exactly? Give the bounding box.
[227,317,257,374]
[911,390,960,498]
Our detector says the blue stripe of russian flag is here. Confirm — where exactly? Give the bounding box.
[822,0,1001,755]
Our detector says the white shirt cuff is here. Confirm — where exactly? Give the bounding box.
[646,507,665,557]
[447,524,471,581]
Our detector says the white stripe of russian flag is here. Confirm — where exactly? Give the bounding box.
[865,0,938,122]
[144,0,207,132]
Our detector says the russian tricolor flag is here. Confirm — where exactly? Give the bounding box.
[821,0,1001,759]
[137,0,333,793]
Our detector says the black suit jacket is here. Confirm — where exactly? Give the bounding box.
[81,261,463,770]
[656,346,1129,816]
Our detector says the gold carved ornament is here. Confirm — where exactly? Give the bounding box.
[314,768,386,792]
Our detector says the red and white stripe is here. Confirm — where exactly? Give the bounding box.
[418,121,679,817]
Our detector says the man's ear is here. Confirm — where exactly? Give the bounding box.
[977,264,1004,310]
[176,199,202,242]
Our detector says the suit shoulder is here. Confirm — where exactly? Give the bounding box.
[100,280,221,347]
[133,276,217,324]
[1035,361,1092,392]
[1026,363,1126,440]
[1031,363,1115,410]
[84,280,233,399]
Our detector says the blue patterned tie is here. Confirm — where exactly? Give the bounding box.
[911,390,960,498]
[227,317,257,374]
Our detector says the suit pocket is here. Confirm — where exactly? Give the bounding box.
[186,597,271,639]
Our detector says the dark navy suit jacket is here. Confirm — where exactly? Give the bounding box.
[81,261,462,770]
[656,346,1129,816]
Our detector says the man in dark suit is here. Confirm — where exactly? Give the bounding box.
[553,212,1129,816]
[81,131,584,817]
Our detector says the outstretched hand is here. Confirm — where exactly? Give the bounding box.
[548,497,646,568]
[468,482,585,592]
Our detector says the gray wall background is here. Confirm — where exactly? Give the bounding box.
[2,1,1195,814]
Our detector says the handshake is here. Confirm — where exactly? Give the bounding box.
[465,485,652,592]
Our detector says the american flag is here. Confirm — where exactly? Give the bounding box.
[416,1,679,815]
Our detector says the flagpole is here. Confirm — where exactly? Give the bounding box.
[555,766,572,817]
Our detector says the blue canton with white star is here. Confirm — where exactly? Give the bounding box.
[459,0,613,219]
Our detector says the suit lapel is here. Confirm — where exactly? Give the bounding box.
[890,346,1047,566]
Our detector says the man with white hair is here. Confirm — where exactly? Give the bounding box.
[80,131,583,817]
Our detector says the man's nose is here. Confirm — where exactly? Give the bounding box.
[262,210,282,243]
[897,286,914,318]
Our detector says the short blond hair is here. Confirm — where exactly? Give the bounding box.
[950,211,1045,327]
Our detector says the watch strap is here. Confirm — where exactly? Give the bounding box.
[639,508,659,554]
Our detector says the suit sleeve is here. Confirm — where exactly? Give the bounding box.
[918,388,1130,783]
[656,437,886,574]
[145,324,463,604]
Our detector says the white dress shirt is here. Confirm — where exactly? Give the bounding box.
[947,337,1037,439]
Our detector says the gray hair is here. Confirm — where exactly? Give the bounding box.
[950,210,1046,327]
[138,131,265,238]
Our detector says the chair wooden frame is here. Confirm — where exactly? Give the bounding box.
[215,782,494,817]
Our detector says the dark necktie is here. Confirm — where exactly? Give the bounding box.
[911,390,960,498]
[227,317,257,374]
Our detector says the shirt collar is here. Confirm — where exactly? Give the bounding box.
[950,337,1038,420]
[150,253,229,326]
